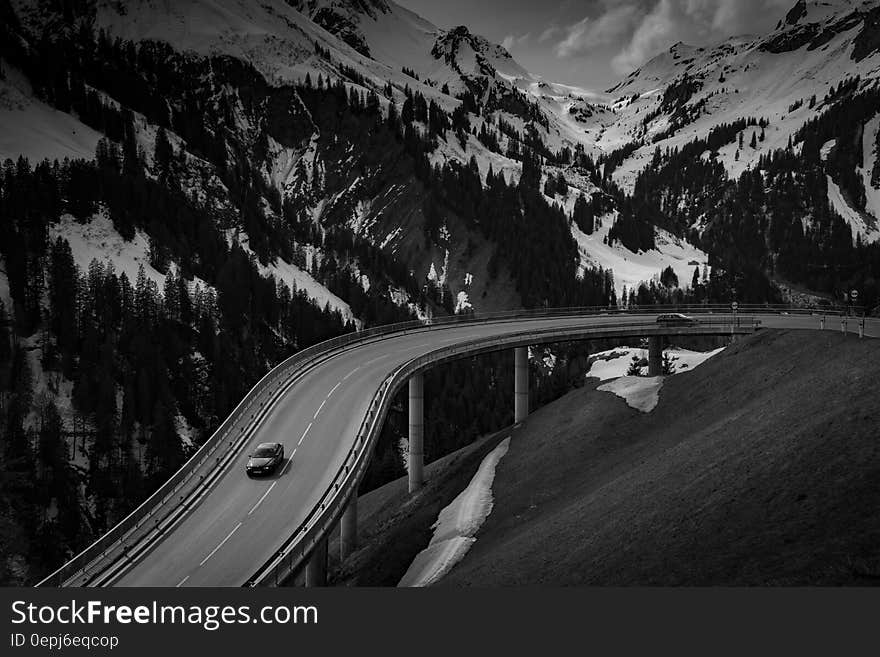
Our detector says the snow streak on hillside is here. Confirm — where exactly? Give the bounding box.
[398,436,511,587]
[0,74,102,163]
[51,213,174,288]
[858,114,880,236]
[226,230,358,324]
[572,218,709,297]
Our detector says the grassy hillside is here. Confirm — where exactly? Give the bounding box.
[444,330,880,585]
[337,330,880,586]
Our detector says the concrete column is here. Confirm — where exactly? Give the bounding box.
[340,496,357,560]
[514,347,529,423]
[648,336,663,377]
[820,316,826,330]
[305,536,328,587]
[408,373,424,494]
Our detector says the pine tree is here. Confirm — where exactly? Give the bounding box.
[626,355,642,377]
[154,127,173,180]
[0,300,11,365]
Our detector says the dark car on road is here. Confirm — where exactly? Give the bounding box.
[246,442,285,476]
[655,313,698,326]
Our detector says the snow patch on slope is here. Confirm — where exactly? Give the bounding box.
[228,230,359,324]
[51,213,168,288]
[572,216,709,296]
[588,346,725,381]
[0,75,102,163]
[589,346,725,412]
[398,437,511,587]
[858,114,880,229]
[598,376,663,412]
[827,175,879,243]
[0,257,12,310]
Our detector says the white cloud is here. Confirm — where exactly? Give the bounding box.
[502,32,531,52]
[539,24,564,42]
[554,0,791,74]
[610,0,685,74]
[555,4,641,58]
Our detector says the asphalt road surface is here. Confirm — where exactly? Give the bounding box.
[112,313,878,586]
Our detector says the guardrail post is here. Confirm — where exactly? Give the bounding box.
[305,537,328,587]
[340,496,358,561]
[648,336,663,377]
[408,373,425,494]
[514,347,529,423]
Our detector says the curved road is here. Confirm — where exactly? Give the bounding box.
[110,313,877,586]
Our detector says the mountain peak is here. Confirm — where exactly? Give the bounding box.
[290,0,391,56]
[781,0,859,26]
[784,0,808,24]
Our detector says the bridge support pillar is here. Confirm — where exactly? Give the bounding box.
[408,373,424,494]
[648,336,663,377]
[305,536,328,587]
[514,347,529,423]
[340,496,357,561]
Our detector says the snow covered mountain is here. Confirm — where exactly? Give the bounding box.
[2,0,880,312]
[595,0,880,246]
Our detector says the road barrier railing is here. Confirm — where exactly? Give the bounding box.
[37,304,863,587]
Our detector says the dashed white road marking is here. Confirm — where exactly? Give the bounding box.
[176,575,189,587]
[365,354,387,365]
[342,367,360,381]
[248,481,277,516]
[199,522,242,566]
[313,399,327,419]
[298,423,312,446]
[327,382,342,396]
[283,451,296,475]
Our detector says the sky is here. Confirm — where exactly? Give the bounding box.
[396,0,795,90]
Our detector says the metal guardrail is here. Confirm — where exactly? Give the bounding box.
[37,304,862,587]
